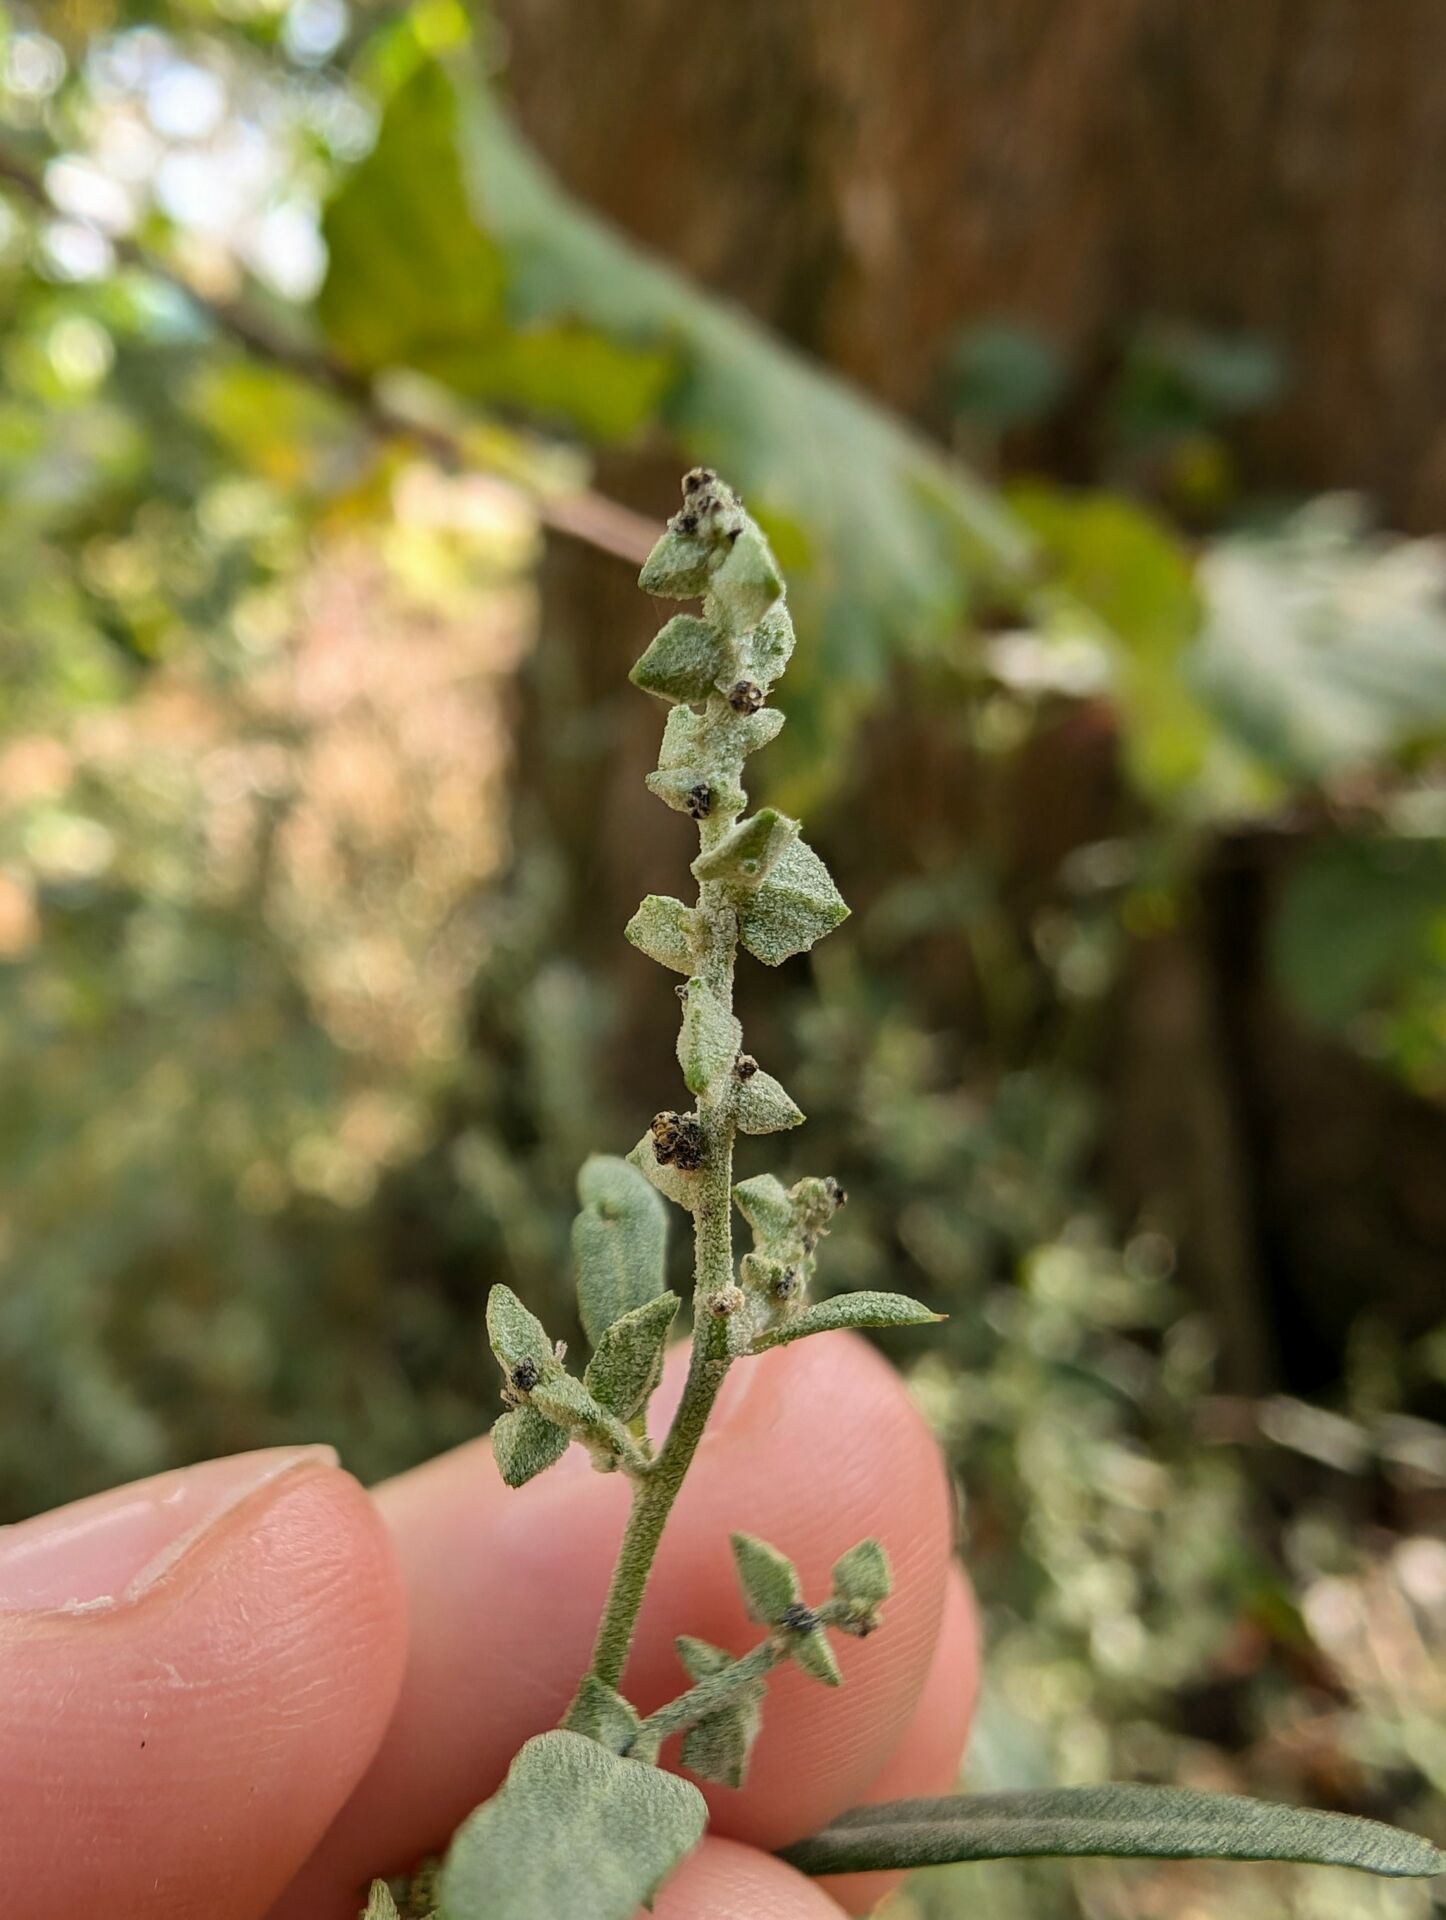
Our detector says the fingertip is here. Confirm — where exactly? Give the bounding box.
[0,1458,407,1920]
[817,1563,980,1914]
[655,1836,846,1918]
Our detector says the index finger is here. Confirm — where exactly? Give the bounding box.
[274,1331,960,1916]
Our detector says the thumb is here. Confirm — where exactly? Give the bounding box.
[0,1447,407,1920]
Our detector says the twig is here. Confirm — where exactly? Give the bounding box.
[0,138,655,567]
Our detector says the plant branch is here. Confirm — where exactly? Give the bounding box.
[0,137,655,567]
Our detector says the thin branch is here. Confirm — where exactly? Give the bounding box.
[0,138,655,567]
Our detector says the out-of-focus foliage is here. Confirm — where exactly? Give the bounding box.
[0,5,1442,1919]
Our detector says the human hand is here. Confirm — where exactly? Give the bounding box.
[0,1331,977,1919]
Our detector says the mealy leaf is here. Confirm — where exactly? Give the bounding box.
[737,836,849,966]
[831,1540,892,1609]
[731,1173,797,1245]
[362,1881,402,1920]
[529,1371,613,1435]
[674,1635,767,1789]
[486,1284,556,1375]
[630,614,729,705]
[492,1406,571,1489]
[625,895,699,975]
[692,809,798,889]
[572,1155,669,1347]
[584,1291,679,1421]
[735,1069,805,1135]
[627,1132,703,1213]
[565,1675,642,1757]
[708,525,784,633]
[779,1786,1446,1880]
[639,527,715,599]
[751,1292,942,1353]
[787,1625,842,1688]
[437,1730,707,1920]
[730,1532,801,1624]
[676,977,743,1097]
[741,603,796,693]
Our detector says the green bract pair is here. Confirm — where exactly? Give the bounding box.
[366,477,1445,1920]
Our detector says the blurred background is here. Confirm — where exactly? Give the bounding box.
[1,2,1444,1914]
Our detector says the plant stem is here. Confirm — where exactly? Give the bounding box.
[584,784,744,1693]
[635,1637,782,1746]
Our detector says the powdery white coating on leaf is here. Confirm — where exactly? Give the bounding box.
[485,1284,557,1374]
[566,1675,643,1756]
[691,808,798,888]
[707,523,784,634]
[362,1880,402,1919]
[731,1172,796,1243]
[730,1531,801,1623]
[584,1291,679,1421]
[638,527,715,600]
[735,1069,804,1135]
[624,894,698,974]
[627,1131,703,1212]
[737,835,849,966]
[831,1539,892,1608]
[676,977,743,1097]
[492,1406,571,1488]
[788,1625,843,1688]
[749,1291,941,1353]
[438,1730,707,1920]
[630,613,729,704]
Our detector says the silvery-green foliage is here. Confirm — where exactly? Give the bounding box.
[584,1293,679,1421]
[675,1637,766,1790]
[571,1154,668,1346]
[438,1731,707,1920]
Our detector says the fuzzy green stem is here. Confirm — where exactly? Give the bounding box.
[585,777,743,1694]
[636,1637,782,1746]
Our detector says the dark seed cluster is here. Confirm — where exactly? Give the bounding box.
[685,783,712,819]
[669,467,744,542]
[651,1109,706,1171]
[510,1358,539,1394]
[727,679,764,714]
[777,1603,819,1635]
[734,1053,759,1080]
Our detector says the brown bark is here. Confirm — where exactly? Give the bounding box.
[498,0,1446,527]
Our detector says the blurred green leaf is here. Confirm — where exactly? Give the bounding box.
[780,1787,1446,1878]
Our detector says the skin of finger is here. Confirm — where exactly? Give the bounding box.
[275,1331,955,1914]
[0,1465,406,1920]
[818,1565,980,1915]
[652,1835,848,1919]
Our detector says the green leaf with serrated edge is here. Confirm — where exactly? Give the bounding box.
[625,895,698,974]
[639,528,715,600]
[742,603,795,693]
[437,1730,706,1920]
[565,1675,643,1756]
[709,524,784,633]
[732,1173,796,1244]
[730,1532,801,1624]
[486,1284,556,1374]
[492,1406,571,1488]
[735,1069,804,1135]
[585,1292,679,1420]
[831,1540,891,1608]
[788,1627,842,1688]
[627,1132,703,1212]
[677,978,742,1097]
[751,1293,942,1353]
[738,835,849,967]
[692,809,798,889]
[630,614,728,704]
[572,1155,668,1347]
[362,1881,402,1920]
[778,1788,1446,1880]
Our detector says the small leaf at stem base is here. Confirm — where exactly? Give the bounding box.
[572,1155,668,1347]
[584,1291,679,1421]
[730,1532,801,1624]
[492,1406,570,1488]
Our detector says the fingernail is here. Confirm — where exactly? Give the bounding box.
[0,1445,337,1616]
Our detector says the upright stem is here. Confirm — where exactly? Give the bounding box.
[583,779,744,1693]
